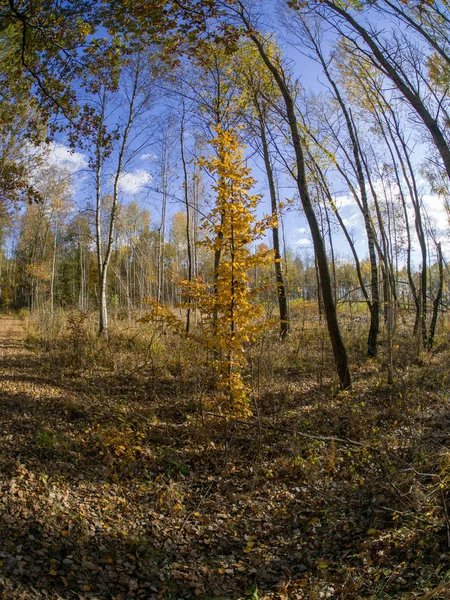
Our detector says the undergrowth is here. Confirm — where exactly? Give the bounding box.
[1,307,449,599]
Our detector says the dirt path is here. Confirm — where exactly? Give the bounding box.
[0,314,56,448]
[0,314,24,349]
[0,314,64,397]
[0,314,103,600]
[0,314,30,369]
[0,313,77,441]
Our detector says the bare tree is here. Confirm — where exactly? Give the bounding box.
[233,1,351,389]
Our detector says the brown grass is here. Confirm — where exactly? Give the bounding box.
[0,307,449,599]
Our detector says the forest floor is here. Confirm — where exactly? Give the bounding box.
[1,312,450,599]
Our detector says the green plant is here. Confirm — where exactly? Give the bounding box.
[35,428,58,455]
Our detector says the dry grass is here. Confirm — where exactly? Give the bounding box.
[0,307,449,599]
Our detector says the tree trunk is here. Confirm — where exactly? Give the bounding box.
[427,242,443,350]
[246,29,351,389]
[386,272,394,385]
[323,0,450,182]
[300,23,379,356]
[50,221,57,315]
[255,99,289,338]
[99,269,108,336]
[180,104,193,334]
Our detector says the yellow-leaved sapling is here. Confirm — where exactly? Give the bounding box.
[143,125,276,417]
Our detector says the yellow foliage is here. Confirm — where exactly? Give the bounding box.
[25,262,51,282]
[194,125,275,416]
[143,125,275,417]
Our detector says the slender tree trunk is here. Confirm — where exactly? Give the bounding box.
[386,272,394,385]
[78,233,85,311]
[255,100,289,338]
[50,221,57,315]
[245,27,351,388]
[360,149,397,306]
[300,24,379,356]
[309,156,370,303]
[323,195,337,304]
[374,111,421,333]
[427,242,443,350]
[180,105,193,334]
[99,269,108,334]
[96,67,139,336]
[396,132,428,344]
[213,222,223,334]
[157,184,167,304]
[95,94,106,336]
[315,257,323,319]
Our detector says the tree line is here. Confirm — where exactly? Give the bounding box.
[0,0,449,398]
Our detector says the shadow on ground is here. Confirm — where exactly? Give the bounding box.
[1,316,450,599]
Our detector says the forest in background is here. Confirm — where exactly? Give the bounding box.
[1,1,450,598]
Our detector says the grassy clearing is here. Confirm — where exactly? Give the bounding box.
[0,308,450,599]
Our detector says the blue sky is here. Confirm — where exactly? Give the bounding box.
[40,1,449,267]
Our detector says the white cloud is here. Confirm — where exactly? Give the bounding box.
[342,212,364,230]
[422,193,448,225]
[47,142,88,173]
[295,227,308,234]
[296,237,312,247]
[336,194,357,209]
[119,169,152,194]
[140,153,157,161]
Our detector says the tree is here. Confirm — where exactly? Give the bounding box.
[232,2,352,389]
[285,15,380,356]
[83,55,157,336]
[147,125,274,416]
[34,165,73,314]
[231,41,290,339]
[196,125,275,415]
[179,101,194,332]
[296,0,450,183]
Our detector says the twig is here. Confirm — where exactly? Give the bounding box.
[204,411,364,447]
[441,489,450,548]
[375,504,439,527]
[178,437,229,538]
[178,478,216,538]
